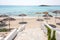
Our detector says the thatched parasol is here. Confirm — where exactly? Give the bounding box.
[43,12,49,23]
[43,12,48,15]
[43,14,53,17]
[44,17,50,20]
[43,14,52,20]
[52,10,60,18]
[52,10,60,17]
[0,14,8,17]
[35,12,41,14]
[0,20,7,27]
[2,17,16,30]
[19,14,27,16]
[19,14,27,24]
[52,10,60,14]
[35,12,43,21]
[52,10,60,25]
[3,17,16,21]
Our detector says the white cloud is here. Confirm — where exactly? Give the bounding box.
[0,0,60,5]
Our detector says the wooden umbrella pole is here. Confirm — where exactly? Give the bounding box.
[22,16,24,22]
[8,17,10,31]
[38,15,40,19]
[46,14,48,24]
[55,13,57,25]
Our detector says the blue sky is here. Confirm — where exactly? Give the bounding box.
[0,0,60,5]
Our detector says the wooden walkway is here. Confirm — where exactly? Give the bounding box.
[14,18,47,40]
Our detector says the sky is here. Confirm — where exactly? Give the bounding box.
[0,0,60,5]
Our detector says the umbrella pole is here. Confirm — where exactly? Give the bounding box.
[38,15,39,19]
[46,14,48,23]
[8,17,10,31]
[55,13,57,25]
[22,16,24,22]
[9,20,10,31]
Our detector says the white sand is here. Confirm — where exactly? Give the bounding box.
[0,16,60,39]
[14,27,47,40]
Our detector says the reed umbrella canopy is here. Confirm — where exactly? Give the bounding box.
[3,17,16,21]
[35,12,41,14]
[19,14,27,16]
[52,10,60,25]
[35,12,41,17]
[52,10,60,17]
[43,12,50,23]
[0,20,7,27]
[52,10,60,14]
[35,12,44,21]
[43,12,53,17]
[43,12,48,15]
[0,14,8,17]
[2,17,16,30]
[19,14,27,24]
[43,14,53,17]
[43,12,49,18]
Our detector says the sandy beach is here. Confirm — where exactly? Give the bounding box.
[0,16,60,40]
[0,16,43,38]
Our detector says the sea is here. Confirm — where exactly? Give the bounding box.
[0,5,60,16]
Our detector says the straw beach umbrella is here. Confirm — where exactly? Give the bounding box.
[43,12,48,17]
[0,14,8,17]
[19,14,27,24]
[43,14,53,17]
[0,14,8,27]
[52,10,60,16]
[3,12,15,30]
[3,17,16,21]
[3,17,16,30]
[52,10,60,25]
[0,20,7,27]
[43,14,52,19]
[43,12,53,23]
[43,12,49,23]
[35,12,43,21]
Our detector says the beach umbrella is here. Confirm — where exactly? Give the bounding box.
[43,12,48,18]
[52,10,60,19]
[0,20,7,27]
[52,10,60,25]
[44,17,50,20]
[3,17,16,21]
[43,12,53,23]
[43,12,49,23]
[3,12,14,31]
[52,10,60,14]
[19,14,27,24]
[43,12,48,15]
[52,10,60,18]
[0,14,8,27]
[43,14,53,17]
[35,12,43,21]
[43,14,52,20]
[3,17,16,30]
[0,14,8,17]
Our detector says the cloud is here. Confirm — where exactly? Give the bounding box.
[0,0,60,5]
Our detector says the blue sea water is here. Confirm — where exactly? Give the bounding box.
[0,5,60,16]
